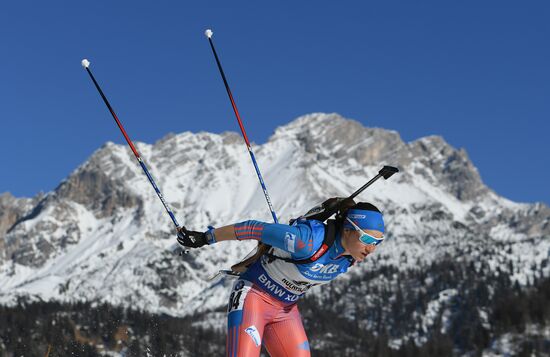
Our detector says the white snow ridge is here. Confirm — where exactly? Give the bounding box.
[0,113,548,354]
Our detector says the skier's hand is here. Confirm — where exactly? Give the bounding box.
[176,227,208,248]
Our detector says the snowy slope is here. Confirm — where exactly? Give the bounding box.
[1,113,548,322]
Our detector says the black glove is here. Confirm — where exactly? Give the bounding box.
[176,227,209,248]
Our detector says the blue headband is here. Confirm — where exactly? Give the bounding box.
[344,209,385,233]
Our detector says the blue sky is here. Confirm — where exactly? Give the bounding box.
[1,1,549,205]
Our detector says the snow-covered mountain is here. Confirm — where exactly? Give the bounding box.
[1,113,549,352]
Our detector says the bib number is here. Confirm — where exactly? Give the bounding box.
[227,279,252,313]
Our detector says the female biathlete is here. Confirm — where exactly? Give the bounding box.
[176,201,385,357]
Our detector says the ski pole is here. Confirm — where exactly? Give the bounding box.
[81,59,181,229]
[204,29,279,224]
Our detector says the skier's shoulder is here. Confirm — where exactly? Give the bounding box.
[293,219,326,238]
[288,219,327,258]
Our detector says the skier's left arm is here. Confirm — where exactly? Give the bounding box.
[213,220,315,257]
[177,221,314,256]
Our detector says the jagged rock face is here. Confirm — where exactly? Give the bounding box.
[3,195,93,267]
[0,112,548,324]
[272,114,487,202]
[1,145,144,267]
[405,136,488,201]
[272,113,406,165]
[0,193,40,261]
[0,193,36,237]
[55,159,142,218]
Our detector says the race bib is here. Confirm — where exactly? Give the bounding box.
[227,279,252,314]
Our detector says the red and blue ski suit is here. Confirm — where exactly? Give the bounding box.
[226,219,354,357]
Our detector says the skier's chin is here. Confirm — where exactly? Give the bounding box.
[355,254,365,262]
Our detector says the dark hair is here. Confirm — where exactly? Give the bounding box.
[336,202,382,230]
[350,202,381,213]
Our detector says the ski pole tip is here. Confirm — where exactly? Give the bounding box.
[81,59,90,68]
[205,29,213,38]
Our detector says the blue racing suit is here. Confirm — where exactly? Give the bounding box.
[236,219,354,302]
[225,219,354,356]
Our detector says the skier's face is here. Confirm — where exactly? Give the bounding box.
[342,228,383,262]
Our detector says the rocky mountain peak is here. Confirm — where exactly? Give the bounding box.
[405,135,488,201]
[1,113,548,356]
[270,113,406,165]
[1,113,547,325]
